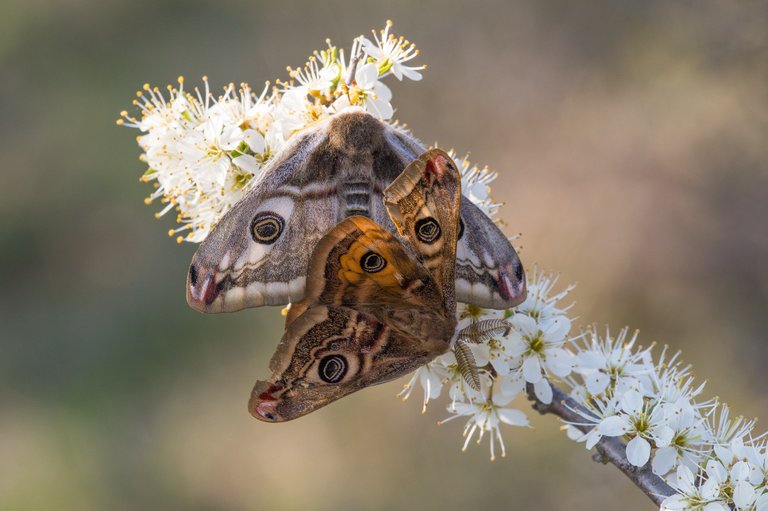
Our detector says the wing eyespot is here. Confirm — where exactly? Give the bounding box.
[251,212,284,244]
[361,251,387,273]
[458,217,465,240]
[415,217,441,244]
[318,355,348,383]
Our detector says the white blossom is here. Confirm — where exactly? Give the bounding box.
[332,62,394,119]
[502,312,575,404]
[121,22,422,242]
[571,326,652,398]
[398,359,449,412]
[360,20,425,81]
[515,269,575,323]
[652,404,711,478]
[440,391,530,461]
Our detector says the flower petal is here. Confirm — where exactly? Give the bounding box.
[585,429,602,449]
[522,356,543,383]
[545,348,574,377]
[626,436,651,467]
[533,379,553,404]
[232,154,260,174]
[706,459,727,483]
[673,465,696,493]
[585,372,610,395]
[653,425,674,448]
[755,492,768,511]
[576,350,606,370]
[652,446,679,476]
[242,129,265,153]
[732,461,751,481]
[598,415,629,437]
[660,495,688,511]
[565,425,583,441]
[734,480,756,509]
[620,390,643,415]
[541,315,571,342]
[469,343,491,367]
[355,62,379,86]
[511,313,538,337]
[497,408,530,427]
[497,372,526,400]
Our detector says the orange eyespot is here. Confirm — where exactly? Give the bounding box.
[361,251,386,273]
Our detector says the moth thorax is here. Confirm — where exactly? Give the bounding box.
[327,111,385,154]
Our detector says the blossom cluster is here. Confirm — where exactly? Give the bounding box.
[118,21,424,242]
[399,269,576,460]
[402,260,767,510]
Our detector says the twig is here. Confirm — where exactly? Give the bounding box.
[345,37,362,86]
[527,384,675,507]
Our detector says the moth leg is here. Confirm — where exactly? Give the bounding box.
[453,339,481,391]
[457,318,512,344]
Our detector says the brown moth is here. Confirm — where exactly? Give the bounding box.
[250,149,465,422]
[187,110,526,314]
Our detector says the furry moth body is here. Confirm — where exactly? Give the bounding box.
[187,111,526,313]
[250,150,470,421]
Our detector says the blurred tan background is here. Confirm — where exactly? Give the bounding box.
[1,1,766,510]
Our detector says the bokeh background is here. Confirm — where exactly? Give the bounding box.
[1,1,766,510]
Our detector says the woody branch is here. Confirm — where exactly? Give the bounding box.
[527,383,675,506]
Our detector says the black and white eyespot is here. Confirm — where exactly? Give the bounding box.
[361,251,386,273]
[251,211,284,244]
[458,217,465,240]
[415,217,441,244]
[318,355,347,383]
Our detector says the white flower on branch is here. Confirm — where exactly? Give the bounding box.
[288,56,340,96]
[441,391,530,461]
[360,19,425,81]
[332,62,394,119]
[398,359,449,413]
[516,269,575,323]
[120,78,276,242]
[401,270,578,460]
[571,327,652,398]
[661,464,731,511]
[652,404,711,478]
[120,22,422,242]
[707,403,758,453]
[504,313,575,404]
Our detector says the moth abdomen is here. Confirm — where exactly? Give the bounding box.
[340,179,372,218]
